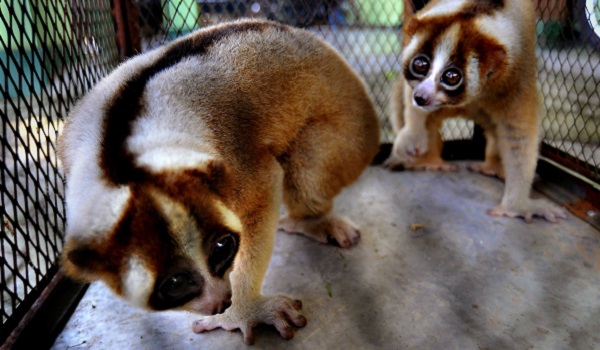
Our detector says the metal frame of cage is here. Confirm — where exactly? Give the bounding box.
[1,0,599,348]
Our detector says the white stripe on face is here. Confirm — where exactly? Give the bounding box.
[430,23,460,82]
[402,32,427,69]
[122,255,155,307]
[418,0,468,20]
[148,189,202,258]
[214,200,243,233]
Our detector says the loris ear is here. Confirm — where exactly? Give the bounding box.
[204,159,231,192]
[62,238,106,282]
[185,159,233,197]
[478,40,507,82]
[402,17,420,44]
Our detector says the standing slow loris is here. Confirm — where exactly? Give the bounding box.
[384,0,567,222]
[59,19,380,344]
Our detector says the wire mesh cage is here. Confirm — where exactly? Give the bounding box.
[0,0,119,343]
[131,0,600,179]
[0,0,599,344]
[535,0,600,182]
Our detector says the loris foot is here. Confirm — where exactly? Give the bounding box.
[382,155,410,171]
[383,155,458,172]
[488,198,568,223]
[278,213,360,248]
[408,160,459,172]
[468,161,505,180]
[383,126,429,170]
[192,296,307,345]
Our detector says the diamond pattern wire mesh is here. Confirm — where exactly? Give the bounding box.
[538,0,600,180]
[0,0,119,342]
[0,0,599,344]
[135,0,600,178]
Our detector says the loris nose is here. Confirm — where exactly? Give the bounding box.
[414,93,430,107]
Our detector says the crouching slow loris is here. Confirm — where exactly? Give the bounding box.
[58,19,380,344]
[384,0,566,223]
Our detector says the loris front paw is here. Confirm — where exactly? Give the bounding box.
[383,127,429,170]
[489,198,568,223]
[192,295,307,344]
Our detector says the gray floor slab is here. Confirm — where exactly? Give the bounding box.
[52,165,600,349]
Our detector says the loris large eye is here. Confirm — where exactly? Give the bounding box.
[409,55,430,78]
[158,272,200,303]
[209,233,239,277]
[441,68,463,90]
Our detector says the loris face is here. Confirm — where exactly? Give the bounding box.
[401,1,509,111]
[62,168,243,315]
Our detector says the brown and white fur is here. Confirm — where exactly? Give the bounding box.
[58,19,380,344]
[384,0,566,223]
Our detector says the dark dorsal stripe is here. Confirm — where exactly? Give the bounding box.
[100,21,287,185]
[460,0,504,18]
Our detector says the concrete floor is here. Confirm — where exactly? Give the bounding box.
[52,165,600,349]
